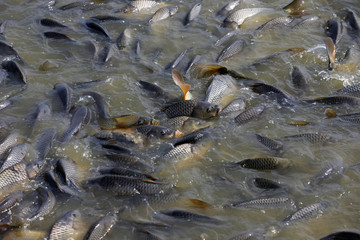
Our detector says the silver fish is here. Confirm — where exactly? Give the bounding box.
[234,105,265,125]
[216,0,240,17]
[216,39,245,62]
[226,197,296,209]
[48,210,81,240]
[223,8,272,28]
[184,1,202,25]
[282,202,328,225]
[148,6,178,24]
[205,75,236,105]
[0,144,28,172]
[220,98,245,116]
[85,215,117,240]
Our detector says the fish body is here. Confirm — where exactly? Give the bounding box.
[307,96,360,106]
[0,132,19,158]
[2,60,26,84]
[85,20,111,40]
[249,177,283,190]
[86,175,171,196]
[43,31,73,41]
[216,39,245,62]
[291,66,308,91]
[228,229,264,240]
[163,100,220,119]
[319,230,360,240]
[255,134,283,154]
[0,144,28,172]
[234,105,265,125]
[39,18,68,29]
[48,210,81,240]
[155,209,222,224]
[54,83,72,113]
[85,215,117,240]
[279,133,332,144]
[223,8,272,28]
[325,18,342,44]
[27,187,56,222]
[251,83,294,106]
[35,128,57,159]
[220,98,245,116]
[216,0,240,17]
[165,49,189,71]
[205,75,236,105]
[149,6,178,24]
[256,16,293,34]
[282,202,328,225]
[184,1,202,25]
[334,84,360,97]
[116,28,131,50]
[98,167,157,181]
[226,197,296,209]
[235,157,289,170]
[60,106,90,142]
[0,190,24,213]
[136,125,180,139]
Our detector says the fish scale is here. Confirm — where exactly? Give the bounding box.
[255,134,283,154]
[220,99,245,115]
[216,39,245,62]
[279,133,332,144]
[335,84,360,97]
[149,6,178,24]
[205,75,235,105]
[282,202,328,225]
[163,100,196,118]
[0,163,28,190]
[49,210,80,240]
[85,215,116,240]
[0,132,19,157]
[256,16,293,33]
[0,143,28,172]
[236,157,289,170]
[224,8,272,27]
[251,177,282,190]
[130,0,157,11]
[227,197,296,209]
[234,105,265,125]
[164,143,193,162]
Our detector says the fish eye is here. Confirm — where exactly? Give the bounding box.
[207,107,213,113]
[160,130,166,135]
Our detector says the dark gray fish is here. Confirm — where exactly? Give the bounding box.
[171,127,210,147]
[325,18,342,44]
[0,190,24,213]
[39,18,68,29]
[155,209,222,224]
[72,78,111,89]
[136,125,179,140]
[333,112,360,124]
[54,82,72,113]
[282,202,328,225]
[215,30,242,47]
[216,39,245,62]
[2,60,26,84]
[164,49,189,71]
[184,1,202,25]
[234,157,290,170]
[84,20,111,40]
[309,160,343,187]
[279,133,333,144]
[94,130,135,144]
[148,6,178,24]
[58,1,95,10]
[116,28,131,50]
[0,144,28,172]
[306,96,360,105]
[319,230,360,240]
[162,100,220,119]
[27,187,56,222]
[334,84,360,97]
[90,15,125,22]
[83,91,110,118]
[0,40,21,59]
[205,75,236,105]
[60,106,90,142]
[163,143,194,162]
[86,175,171,196]
[216,0,240,17]
[35,128,57,159]
[226,197,295,209]
[228,229,265,240]
[185,54,202,77]
[28,102,51,135]
[0,21,9,35]
[233,105,265,125]
[345,9,360,43]
[139,80,172,102]
[102,143,132,155]
[291,66,308,91]
[292,16,321,30]
[0,160,45,190]
[223,8,271,28]
[220,98,245,116]
[54,158,81,192]
[123,189,179,207]
[97,167,157,181]
[104,153,151,171]
[84,215,117,240]
[0,132,19,157]
[251,83,294,106]
[48,210,81,240]
[255,134,283,154]
[43,31,73,41]
[249,177,283,190]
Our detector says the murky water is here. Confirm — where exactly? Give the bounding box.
[0,0,360,239]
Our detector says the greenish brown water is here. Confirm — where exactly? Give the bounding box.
[0,0,360,239]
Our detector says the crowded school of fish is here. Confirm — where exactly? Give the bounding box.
[0,0,359,239]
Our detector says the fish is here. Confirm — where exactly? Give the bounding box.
[84,20,111,40]
[225,197,296,209]
[325,18,342,45]
[48,210,81,240]
[0,190,24,213]
[249,177,284,190]
[0,160,45,190]
[116,28,131,50]
[256,16,293,35]
[26,187,56,222]
[121,0,158,13]
[324,37,336,70]
[345,9,360,45]
[248,48,305,67]
[39,18,68,29]
[233,157,290,170]
[155,209,222,224]
[28,102,51,136]
[105,153,153,171]
[282,202,328,225]
[220,98,246,116]
[43,31,73,41]
[205,75,236,105]
[2,60,26,84]
[278,133,333,144]
[172,69,192,100]
[223,8,272,28]
[102,143,132,154]
[228,229,265,240]
[58,1,97,11]
[53,82,72,113]
[0,40,22,59]
[165,49,189,71]
[283,0,305,15]
[334,84,360,97]
[86,175,171,196]
[35,128,57,159]
[83,91,110,119]
[216,0,240,17]
[162,100,220,119]
[171,127,210,147]
[60,106,90,142]
[139,80,172,103]
[184,1,202,26]
[308,160,343,187]
[94,130,136,144]
[233,105,265,125]
[103,115,159,130]
[148,6,178,25]
[0,144,28,172]
[55,158,82,191]
[0,132,20,157]
[136,125,181,139]
[255,134,283,154]
[185,55,202,78]
[97,167,157,181]
[291,66,308,91]
[216,39,245,63]
[251,83,294,106]
[2,229,47,240]
[319,230,360,240]
[306,96,360,106]
[84,215,117,240]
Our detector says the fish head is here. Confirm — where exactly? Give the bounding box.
[26,160,46,179]
[193,102,221,119]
